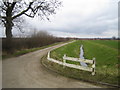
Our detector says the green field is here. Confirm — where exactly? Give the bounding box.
[50,40,119,85]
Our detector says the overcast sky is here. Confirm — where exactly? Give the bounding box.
[1,0,119,38]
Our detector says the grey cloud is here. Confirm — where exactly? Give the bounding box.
[1,0,118,38]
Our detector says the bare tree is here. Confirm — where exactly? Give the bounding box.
[0,0,61,39]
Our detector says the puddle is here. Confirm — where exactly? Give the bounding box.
[80,45,88,67]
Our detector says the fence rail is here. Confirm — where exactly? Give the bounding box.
[63,54,94,64]
[47,51,96,75]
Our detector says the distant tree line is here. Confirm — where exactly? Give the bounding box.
[2,31,69,53]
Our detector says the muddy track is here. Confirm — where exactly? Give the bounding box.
[3,42,102,88]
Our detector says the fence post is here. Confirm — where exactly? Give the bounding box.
[47,52,49,59]
[47,51,51,62]
[63,54,66,68]
[92,58,96,75]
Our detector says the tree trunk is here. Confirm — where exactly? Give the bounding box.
[4,4,15,53]
[5,19,13,39]
[6,27,12,39]
[5,18,14,53]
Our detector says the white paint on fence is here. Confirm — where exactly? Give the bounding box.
[63,56,94,64]
[47,51,96,75]
[91,58,96,75]
[79,45,88,67]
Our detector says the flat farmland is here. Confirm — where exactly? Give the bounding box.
[50,40,119,85]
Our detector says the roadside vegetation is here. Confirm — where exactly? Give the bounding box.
[2,42,64,59]
[2,31,69,59]
[48,40,119,85]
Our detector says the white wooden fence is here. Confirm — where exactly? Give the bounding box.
[47,51,96,75]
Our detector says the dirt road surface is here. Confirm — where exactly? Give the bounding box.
[3,42,102,88]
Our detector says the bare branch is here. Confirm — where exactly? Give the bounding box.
[12,2,34,19]
[0,6,6,11]
[0,16,6,19]
[3,2,8,7]
[1,19,6,25]
[24,13,34,18]
[11,2,16,10]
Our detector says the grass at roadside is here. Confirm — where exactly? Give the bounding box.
[50,40,119,85]
[51,41,80,61]
[2,41,70,59]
